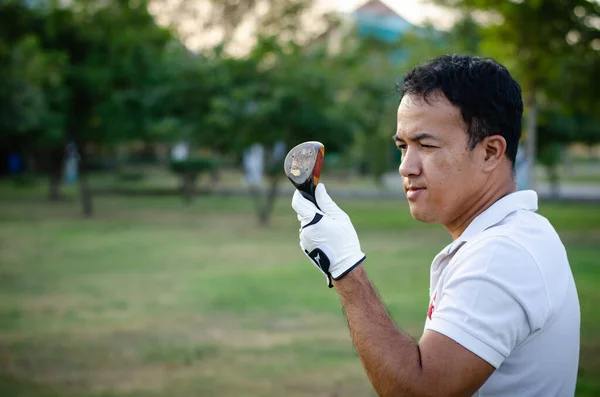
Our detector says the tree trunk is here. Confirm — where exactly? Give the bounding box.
[79,170,93,217]
[49,172,62,201]
[48,148,64,201]
[77,144,93,217]
[210,167,220,183]
[181,173,198,204]
[546,165,560,199]
[525,89,538,190]
[258,176,280,226]
[248,184,264,219]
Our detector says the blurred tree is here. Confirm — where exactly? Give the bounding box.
[148,0,349,225]
[0,1,68,198]
[333,23,464,184]
[335,34,405,183]
[432,0,600,189]
[447,14,481,55]
[0,0,175,215]
[145,44,228,203]
[545,29,600,148]
[536,112,575,198]
[148,46,222,145]
[56,0,174,216]
[205,36,357,225]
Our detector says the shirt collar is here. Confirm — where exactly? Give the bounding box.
[446,190,538,254]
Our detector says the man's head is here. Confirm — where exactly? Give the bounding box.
[394,54,523,230]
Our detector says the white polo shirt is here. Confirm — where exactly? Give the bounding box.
[424,190,580,397]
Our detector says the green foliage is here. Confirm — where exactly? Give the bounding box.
[201,36,359,156]
[0,2,68,149]
[0,0,175,151]
[2,0,597,181]
[432,0,600,191]
[434,0,600,146]
[169,157,219,175]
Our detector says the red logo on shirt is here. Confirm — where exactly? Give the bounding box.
[427,292,437,320]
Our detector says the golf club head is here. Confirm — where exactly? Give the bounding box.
[283,141,325,209]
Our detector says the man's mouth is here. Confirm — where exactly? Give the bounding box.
[405,186,426,200]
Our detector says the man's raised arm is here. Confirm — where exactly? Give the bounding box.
[334,264,494,397]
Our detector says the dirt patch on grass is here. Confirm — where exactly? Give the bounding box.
[0,311,359,395]
[580,339,600,376]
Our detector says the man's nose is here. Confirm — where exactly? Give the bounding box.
[399,148,421,177]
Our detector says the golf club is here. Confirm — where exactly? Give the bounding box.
[283,141,325,210]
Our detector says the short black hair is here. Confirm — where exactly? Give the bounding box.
[398,54,523,165]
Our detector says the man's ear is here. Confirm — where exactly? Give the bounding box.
[481,135,507,173]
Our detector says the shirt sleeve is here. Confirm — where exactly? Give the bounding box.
[425,236,550,369]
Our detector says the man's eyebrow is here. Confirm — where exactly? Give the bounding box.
[393,133,438,143]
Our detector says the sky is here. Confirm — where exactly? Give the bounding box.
[327,0,458,30]
[155,0,460,52]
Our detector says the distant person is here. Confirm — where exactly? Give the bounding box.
[515,142,529,190]
[243,143,264,187]
[171,141,189,162]
[63,142,79,184]
[8,152,22,174]
[291,54,580,396]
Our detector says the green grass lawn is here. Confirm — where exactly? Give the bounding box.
[0,186,599,396]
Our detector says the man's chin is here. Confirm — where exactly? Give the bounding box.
[408,205,438,224]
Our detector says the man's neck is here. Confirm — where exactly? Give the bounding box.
[446,177,517,240]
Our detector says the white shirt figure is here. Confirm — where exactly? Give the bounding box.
[272,140,287,162]
[171,141,189,162]
[424,190,580,396]
[243,143,264,187]
[515,144,529,191]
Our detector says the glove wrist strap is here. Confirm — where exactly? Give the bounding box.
[331,255,367,283]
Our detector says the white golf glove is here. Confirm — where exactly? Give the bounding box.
[291,184,366,288]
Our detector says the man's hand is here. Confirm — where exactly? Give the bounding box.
[292,184,366,287]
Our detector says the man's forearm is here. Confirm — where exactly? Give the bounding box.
[334,264,425,397]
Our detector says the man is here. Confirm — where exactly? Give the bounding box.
[291,54,580,396]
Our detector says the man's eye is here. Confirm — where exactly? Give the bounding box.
[397,145,407,151]
[421,144,436,149]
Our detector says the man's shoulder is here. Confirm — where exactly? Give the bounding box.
[439,231,552,333]
[446,213,553,302]
[450,232,540,279]
[445,210,573,325]
[459,209,565,267]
